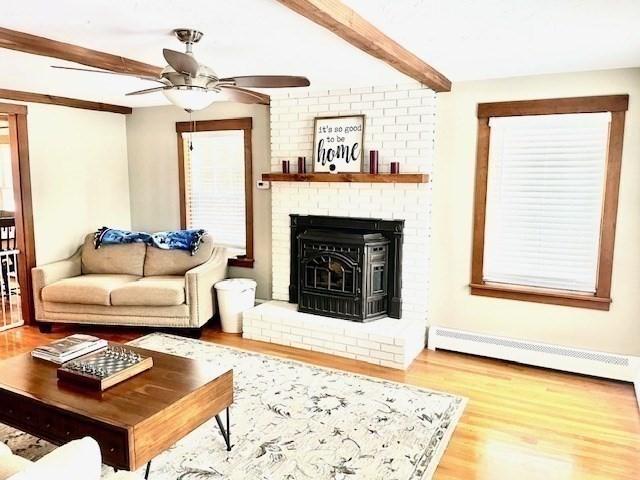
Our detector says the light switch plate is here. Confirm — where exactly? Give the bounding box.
[257,180,270,190]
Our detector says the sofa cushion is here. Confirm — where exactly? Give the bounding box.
[43,301,189,319]
[144,233,214,276]
[111,276,186,307]
[42,274,140,306]
[81,234,146,276]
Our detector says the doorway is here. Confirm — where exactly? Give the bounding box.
[0,103,35,328]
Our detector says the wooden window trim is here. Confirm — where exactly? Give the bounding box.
[470,283,612,311]
[176,117,254,269]
[470,95,628,310]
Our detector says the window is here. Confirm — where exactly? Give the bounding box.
[177,118,254,268]
[471,95,628,310]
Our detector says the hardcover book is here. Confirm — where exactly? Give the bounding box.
[31,334,108,364]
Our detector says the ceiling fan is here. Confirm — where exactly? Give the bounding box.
[51,29,310,111]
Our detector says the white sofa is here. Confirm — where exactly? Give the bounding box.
[32,233,227,336]
[0,437,137,480]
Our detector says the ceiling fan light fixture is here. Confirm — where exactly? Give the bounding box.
[51,27,309,108]
[163,86,218,111]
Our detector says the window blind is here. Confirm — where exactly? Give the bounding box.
[183,130,246,253]
[483,112,610,293]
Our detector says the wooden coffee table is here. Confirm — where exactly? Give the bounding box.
[0,343,233,478]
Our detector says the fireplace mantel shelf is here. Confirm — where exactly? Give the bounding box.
[262,172,429,183]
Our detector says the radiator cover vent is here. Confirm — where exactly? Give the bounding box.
[429,327,637,381]
[433,328,628,366]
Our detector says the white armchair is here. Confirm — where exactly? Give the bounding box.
[0,437,137,480]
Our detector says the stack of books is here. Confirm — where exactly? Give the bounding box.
[31,334,108,364]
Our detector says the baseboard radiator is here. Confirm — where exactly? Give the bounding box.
[428,326,638,382]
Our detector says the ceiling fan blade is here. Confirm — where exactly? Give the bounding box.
[219,85,270,105]
[163,49,199,77]
[219,75,310,88]
[51,65,165,84]
[125,86,169,96]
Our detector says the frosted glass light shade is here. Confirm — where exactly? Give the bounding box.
[163,86,218,111]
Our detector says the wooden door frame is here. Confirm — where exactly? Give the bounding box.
[1,102,36,324]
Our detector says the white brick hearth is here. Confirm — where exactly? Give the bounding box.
[243,301,425,369]
[242,82,436,370]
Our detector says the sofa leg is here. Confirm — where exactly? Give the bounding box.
[38,322,53,333]
[177,327,203,339]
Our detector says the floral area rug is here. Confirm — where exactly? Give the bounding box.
[0,333,466,479]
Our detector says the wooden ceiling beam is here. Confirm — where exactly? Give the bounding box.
[0,89,132,114]
[0,27,163,78]
[276,0,451,92]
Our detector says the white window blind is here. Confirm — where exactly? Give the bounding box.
[483,112,610,293]
[183,130,246,253]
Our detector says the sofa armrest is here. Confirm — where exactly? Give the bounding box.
[10,437,101,480]
[185,247,228,328]
[32,249,82,286]
[31,248,82,321]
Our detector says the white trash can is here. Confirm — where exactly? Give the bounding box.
[215,278,257,333]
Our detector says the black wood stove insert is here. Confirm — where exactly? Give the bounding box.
[289,215,403,322]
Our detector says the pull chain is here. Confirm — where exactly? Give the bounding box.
[189,111,194,152]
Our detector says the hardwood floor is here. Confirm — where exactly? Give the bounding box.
[1,323,638,479]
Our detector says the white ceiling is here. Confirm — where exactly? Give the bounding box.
[0,0,639,108]
[345,0,640,82]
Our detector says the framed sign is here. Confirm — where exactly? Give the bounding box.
[312,115,365,173]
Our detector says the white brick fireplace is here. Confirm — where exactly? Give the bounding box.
[243,82,436,369]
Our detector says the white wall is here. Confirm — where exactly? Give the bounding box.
[125,103,272,299]
[0,143,12,211]
[25,103,130,265]
[432,68,640,356]
[269,83,435,325]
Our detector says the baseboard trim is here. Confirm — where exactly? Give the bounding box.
[428,326,639,382]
